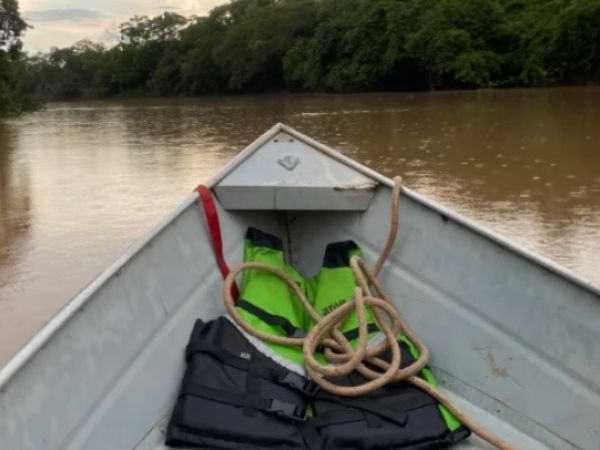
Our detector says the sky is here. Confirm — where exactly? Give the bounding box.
[20,0,228,53]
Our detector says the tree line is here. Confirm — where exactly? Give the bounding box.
[1,0,29,115]
[2,0,600,112]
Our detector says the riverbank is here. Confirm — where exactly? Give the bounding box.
[13,0,600,104]
[19,78,600,106]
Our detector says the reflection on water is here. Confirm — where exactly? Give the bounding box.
[0,125,31,274]
[0,87,599,364]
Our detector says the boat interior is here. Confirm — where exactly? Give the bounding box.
[0,124,598,450]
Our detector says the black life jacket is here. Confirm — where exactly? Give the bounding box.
[165,316,318,449]
[165,316,470,450]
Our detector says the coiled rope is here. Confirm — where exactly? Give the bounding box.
[223,176,516,450]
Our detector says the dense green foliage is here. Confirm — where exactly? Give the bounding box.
[1,0,28,115]
[13,0,600,100]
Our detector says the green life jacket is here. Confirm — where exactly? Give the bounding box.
[233,227,470,448]
[236,227,309,366]
[309,239,467,444]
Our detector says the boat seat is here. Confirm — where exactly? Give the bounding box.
[214,130,378,210]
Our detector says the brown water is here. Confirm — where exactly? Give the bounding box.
[1,88,599,365]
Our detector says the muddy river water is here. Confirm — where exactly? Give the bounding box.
[1,87,599,364]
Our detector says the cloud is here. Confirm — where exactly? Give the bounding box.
[21,0,229,52]
[25,8,104,22]
[162,0,226,15]
[153,5,181,10]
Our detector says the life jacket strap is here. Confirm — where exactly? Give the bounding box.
[243,354,263,417]
[314,393,410,427]
[181,383,309,422]
[342,323,380,341]
[278,371,320,397]
[310,409,376,428]
[237,299,307,339]
[186,340,318,396]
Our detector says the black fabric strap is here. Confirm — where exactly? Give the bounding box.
[181,383,307,422]
[246,227,284,251]
[274,370,319,396]
[311,409,369,428]
[322,240,360,268]
[364,410,384,429]
[389,391,438,412]
[243,357,262,417]
[186,341,254,367]
[237,299,306,338]
[342,323,380,341]
[316,388,438,427]
[299,421,322,450]
[186,341,318,396]
[316,395,408,426]
[182,383,247,407]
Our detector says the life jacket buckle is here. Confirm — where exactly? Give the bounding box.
[265,398,307,422]
[279,372,319,396]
